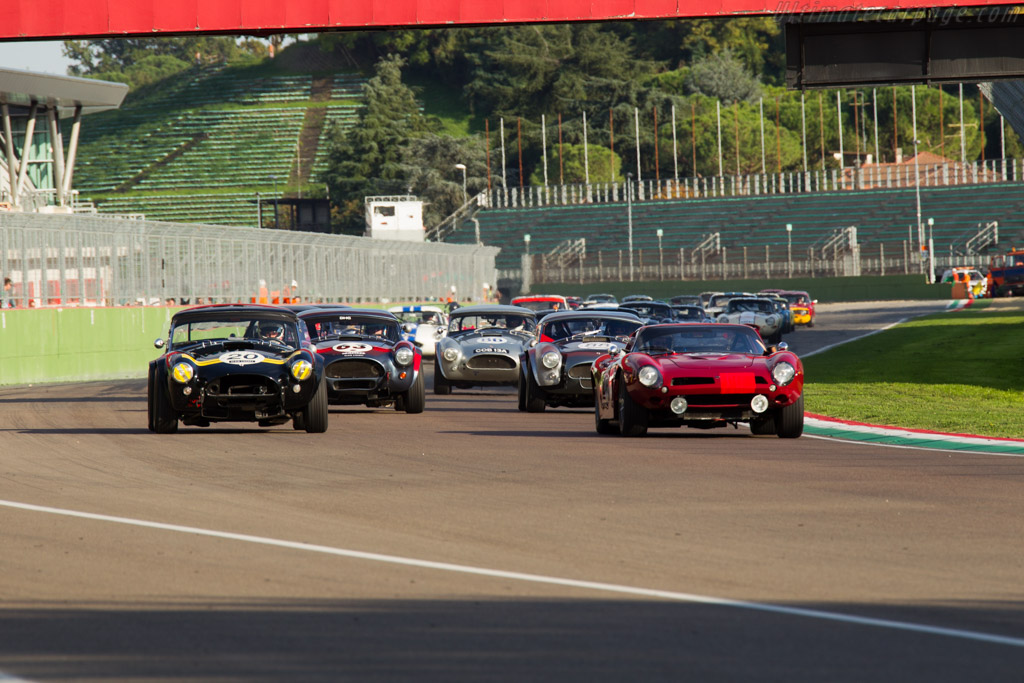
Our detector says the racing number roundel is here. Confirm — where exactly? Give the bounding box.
[333,342,373,355]
[220,351,265,366]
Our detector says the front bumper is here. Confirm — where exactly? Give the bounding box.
[324,358,414,404]
[438,352,520,385]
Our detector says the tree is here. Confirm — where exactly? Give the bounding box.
[400,134,488,229]
[322,54,437,234]
[684,50,762,104]
[62,37,263,88]
[529,143,623,185]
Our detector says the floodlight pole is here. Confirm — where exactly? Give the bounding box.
[454,163,468,204]
[657,228,664,280]
[626,172,634,281]
[786,223,793,278]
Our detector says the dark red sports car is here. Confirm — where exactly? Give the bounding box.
[592,323,804,438]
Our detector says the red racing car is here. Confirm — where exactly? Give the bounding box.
[592,323,804,438]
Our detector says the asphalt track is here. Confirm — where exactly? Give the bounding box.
[2,300,1024,682]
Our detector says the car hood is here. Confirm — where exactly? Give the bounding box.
[655,353,759,370]
[178,340,295,363]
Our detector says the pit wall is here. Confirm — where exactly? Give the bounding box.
[0,306,174,386]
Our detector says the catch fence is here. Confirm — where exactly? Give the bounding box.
[512,242,987,289]
[0,213,498,308]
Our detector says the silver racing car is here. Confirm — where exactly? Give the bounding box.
[433,305,537,394]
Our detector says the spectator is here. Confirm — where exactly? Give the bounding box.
[2,277,12,308]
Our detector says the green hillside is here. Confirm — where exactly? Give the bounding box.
[70,47,368,227]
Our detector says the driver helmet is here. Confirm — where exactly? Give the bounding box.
[260,322,284,341]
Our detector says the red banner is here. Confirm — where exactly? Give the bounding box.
[1,0,1021,41]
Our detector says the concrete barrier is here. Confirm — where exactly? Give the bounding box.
[0,306,175,386]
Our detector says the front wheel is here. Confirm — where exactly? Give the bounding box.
[775,394,804,438]
[749,415,777,435]
[523,363,546,413]
[151,367,179,434]
[617,376,649,437]
[594,385,617,435]
[302,377,329,433]
[433,361,451,395]
[517,366,528,412]
[402,372,426,414]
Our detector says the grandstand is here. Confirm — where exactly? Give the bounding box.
[451,182,1024,272]
[69,61,368,226]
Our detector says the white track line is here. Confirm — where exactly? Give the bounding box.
[2,498,1023,649]
[801,317,910,358]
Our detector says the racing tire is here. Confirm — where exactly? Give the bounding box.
[749,415,777,435]
[517,366,528,411]
[523,363,546,413]
[147,364,156,432]
[151,367,179,434]
[402,372,426,414]
[302,377,329,433]
[433,361,451,395]
[775,394,804,439]
[594,386,617,435]
[617,376,649,437]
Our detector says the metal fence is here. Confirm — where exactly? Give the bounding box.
[510,242,988,289]
[0,213,499,308]
[481,158,1018,210]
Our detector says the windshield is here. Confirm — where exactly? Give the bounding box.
[450,313,536,334]
[305,314,400,343]
[634,325,766,355]
[393,310,443,325]
[512,299,564,312]
[540,317,641,340]
[782,293,809,306]
[620,303,672,319]
[726,299,773,314]
[673,306,706,321]
[170,316,300,350]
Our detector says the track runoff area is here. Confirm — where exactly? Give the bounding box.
[1,299,1023,681]
[802,299,1024,456]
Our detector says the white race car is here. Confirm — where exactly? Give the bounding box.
[388,305,448,357]
[716,297,783,344]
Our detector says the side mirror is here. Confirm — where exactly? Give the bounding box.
[777,341,789,351]
[154,338,166,349]
[608,344,621,357]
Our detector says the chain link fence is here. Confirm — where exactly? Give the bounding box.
[0,213,499,308]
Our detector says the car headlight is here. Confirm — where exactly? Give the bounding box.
[541,351,561,369]
[443,347,459,362]
[638,365,661,388]
[290,359,313,381]
[394,346,414,366]
[772,361,796,386]
[171,362,194,383]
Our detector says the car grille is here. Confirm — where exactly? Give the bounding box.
[466,355,516,370]
[327,359,384,379]
[567,364,591,380]
[206,375,279,397]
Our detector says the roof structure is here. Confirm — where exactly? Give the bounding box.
[0,67,127,115]
[1,67,127,211]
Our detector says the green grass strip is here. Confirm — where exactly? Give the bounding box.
[803,300,1024,440]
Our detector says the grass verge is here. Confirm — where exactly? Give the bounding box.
[803,300,1024,439]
